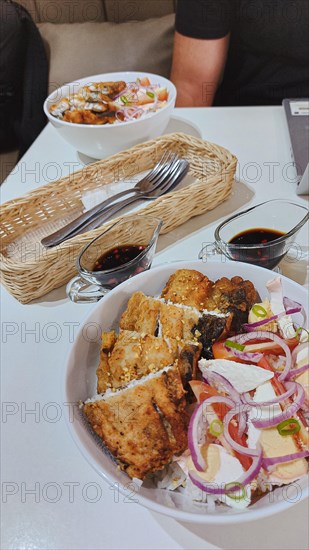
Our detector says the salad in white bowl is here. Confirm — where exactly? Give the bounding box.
[44,71,176,158]
[165,277,308,510]
[64,261,308,523]
[49,76,169,125]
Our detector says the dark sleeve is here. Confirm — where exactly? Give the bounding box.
[0,0,48,157]
[0,0,26,150]
[175,0,232,39]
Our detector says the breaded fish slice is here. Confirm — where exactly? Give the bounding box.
[120,291,159,334]
[112,331,174,388]
[120,291,202,341]
[96,330,201,394]
[158,301,201,341]
[84,366,188,479]
[160,269,213,310]
[96,331,118,393]
[97,330,175,393]
[120,291,232,359]
[209,276,260,332]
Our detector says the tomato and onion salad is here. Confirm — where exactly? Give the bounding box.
[187,296,309,499]
[114,76,169,122]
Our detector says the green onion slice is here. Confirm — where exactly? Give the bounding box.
[209,419,223,437]
[295,327,309,342]
[120,95,128,105]
[225,482,246,500]
[277,418,301,436]
[146,91,155,98]
[225,339,245,351]
[252,304,268,318]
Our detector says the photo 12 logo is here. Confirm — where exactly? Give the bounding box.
[1,480,140,505]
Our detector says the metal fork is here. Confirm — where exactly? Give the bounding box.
[43,159,189,246]
[41,151,179,248]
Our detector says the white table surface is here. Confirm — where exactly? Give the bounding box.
[1,106,308,550]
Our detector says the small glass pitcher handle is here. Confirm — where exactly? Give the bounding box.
[198,242,221,261]
[66,276,109,303]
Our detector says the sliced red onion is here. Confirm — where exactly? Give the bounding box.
[189,445,263,495]
[188,402,207,472]
[233,446,263,487]
[286,364,309,379]
[188,470,227,495]
[202,370,240,403]
[263,450,309,469]
[228,331,292,381]
[283,296,302,310]
[123,106,144,120]
[201,371,247,437]
[113,86,129,100]
[251,382,305,429]
[237,410,247,438]
[224,344,263,363]
[188,396,235,472]
[242,381,297,407]
[223,410,261,457]
[283,296,307,327]
[243,307,300,332]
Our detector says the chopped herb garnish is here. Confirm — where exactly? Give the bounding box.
[295,327,309,342]
[209,419,223,437]
[277,418,301,436]
[252,304,268,318]
[225,339,245,351]
[225,482,246,500]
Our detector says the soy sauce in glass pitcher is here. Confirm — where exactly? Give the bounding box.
[228,227,286,268]
[229,228,286,246]
[93,244,146,272]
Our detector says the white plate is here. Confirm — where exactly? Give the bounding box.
[63,260,308,524]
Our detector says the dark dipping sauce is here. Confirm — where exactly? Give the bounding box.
[93,244,146,271]
[228,228,286,269]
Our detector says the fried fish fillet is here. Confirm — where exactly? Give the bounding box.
[208,276,260,332]
[120,291,211,340]
[120,291,159,335]
[120,291,232,358]
[160,270,259,333]
[96,329,201,394]
[160,269,213,310]
[63,110,117,125]
[83,365,188,479]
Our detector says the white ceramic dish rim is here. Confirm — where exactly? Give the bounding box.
[62,259,309,524]
[44,71,176,129]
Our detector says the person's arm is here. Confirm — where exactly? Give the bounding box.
[170,31,230,107]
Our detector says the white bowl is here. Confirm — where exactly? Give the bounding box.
[63,260,308,524]
[44,71,176,159]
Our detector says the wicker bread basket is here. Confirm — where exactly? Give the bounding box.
[0,133,237,303]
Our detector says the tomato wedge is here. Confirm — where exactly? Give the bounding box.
[157,87,168,101]
[212,337,299,362]
[190,380,221,402]
[189,381,252,470]
[212,342,245,362]
[139,76,151,86]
